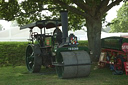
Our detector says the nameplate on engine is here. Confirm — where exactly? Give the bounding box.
[68,47,79,50]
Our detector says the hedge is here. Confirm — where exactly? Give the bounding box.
[0,41,88,67]
[0,42,28,67]
[78,40,88,46]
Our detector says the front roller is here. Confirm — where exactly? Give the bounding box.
[55,50,91,78]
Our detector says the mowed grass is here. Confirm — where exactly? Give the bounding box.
[0,64,128,85]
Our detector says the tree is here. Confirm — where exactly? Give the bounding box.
[0,0,20,20]
[0,0,126,61]
[110,2,128,32]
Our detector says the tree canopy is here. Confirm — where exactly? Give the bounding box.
[0,0,125,30]
[110,2,128,32]
[0,0,126,61]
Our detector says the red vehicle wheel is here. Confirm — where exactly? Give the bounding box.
[114,55,125,71]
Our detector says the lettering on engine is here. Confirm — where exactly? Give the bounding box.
[68,47,79,50]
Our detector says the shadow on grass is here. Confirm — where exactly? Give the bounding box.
[22,66,56,76]
[40,67,56,75]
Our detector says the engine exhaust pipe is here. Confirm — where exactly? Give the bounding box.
[60,11,68,43]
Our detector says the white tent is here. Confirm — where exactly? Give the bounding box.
[0,26,29,41]
[0,26,128,42]
[0,26,88,41]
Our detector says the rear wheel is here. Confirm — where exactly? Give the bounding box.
[26,44,42,73]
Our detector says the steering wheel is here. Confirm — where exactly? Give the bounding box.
[31,32,38,39]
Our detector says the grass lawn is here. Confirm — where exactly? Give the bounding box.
[0,64,128,85]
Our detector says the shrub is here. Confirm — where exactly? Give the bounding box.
[0,42,28,67]
[78,40,88,46]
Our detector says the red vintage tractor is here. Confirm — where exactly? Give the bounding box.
[99,37,128,75]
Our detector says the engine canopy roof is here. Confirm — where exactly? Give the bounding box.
[20,20,61,30]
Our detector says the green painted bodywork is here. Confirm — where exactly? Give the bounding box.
[101,37,128,51]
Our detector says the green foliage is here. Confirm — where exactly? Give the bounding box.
[16,0,43,25]
[78,40,88,46]
[0,0,20,20]
[110,2,128,32]
[68,13,86,30]
[0,42,28,67]
[0,0,109,29]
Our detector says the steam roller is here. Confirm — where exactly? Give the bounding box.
[54,11,91,78]
[20,10,91,78]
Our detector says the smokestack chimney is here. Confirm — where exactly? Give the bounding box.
[60,11,68,43]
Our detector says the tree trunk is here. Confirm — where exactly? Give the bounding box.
[86,17,102,62]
